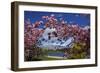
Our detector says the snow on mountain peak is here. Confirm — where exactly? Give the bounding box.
[36,27,74,49]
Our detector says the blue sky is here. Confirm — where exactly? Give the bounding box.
[24,11,90,27]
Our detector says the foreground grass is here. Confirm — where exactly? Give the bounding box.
[28,56,68,61]
[43,56,64,60]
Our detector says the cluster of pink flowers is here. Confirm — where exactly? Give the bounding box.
[24,20,44,49]
[24,14,90,49]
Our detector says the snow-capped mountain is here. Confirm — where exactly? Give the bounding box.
[36,27,74,49]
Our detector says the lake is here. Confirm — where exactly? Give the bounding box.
[48,52,65,57]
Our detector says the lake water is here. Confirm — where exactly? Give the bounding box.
[48,52,64,57]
